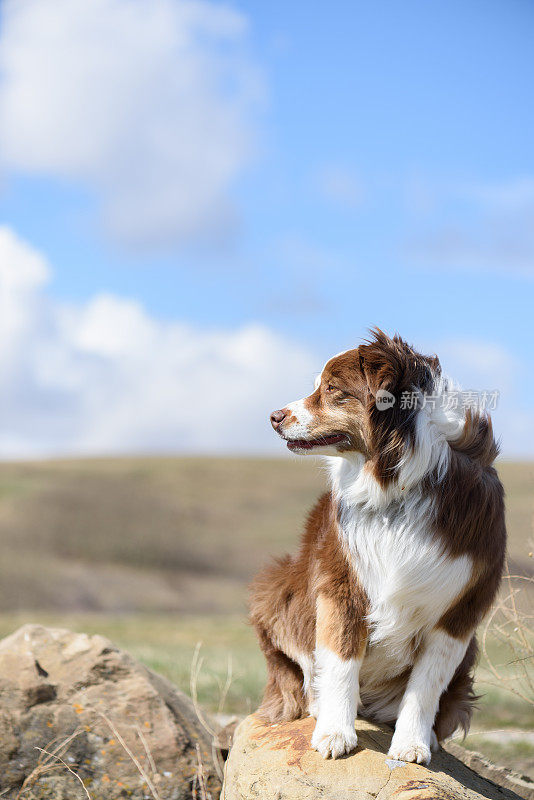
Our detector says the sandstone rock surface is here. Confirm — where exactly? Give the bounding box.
[223,714,524,800]
[0,624,221,799]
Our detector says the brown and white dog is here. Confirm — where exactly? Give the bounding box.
[250,330,505,764]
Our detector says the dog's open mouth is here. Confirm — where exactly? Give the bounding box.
[286,434,348,451]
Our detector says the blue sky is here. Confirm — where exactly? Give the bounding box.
[0,0,533,457]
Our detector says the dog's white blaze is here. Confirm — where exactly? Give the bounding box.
[283,397,314,438]
[283,379,348,454]
[388,630,469,762]
[311,645,361,758]
[314,351,350,391]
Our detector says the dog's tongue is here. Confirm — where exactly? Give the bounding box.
[287,439,316,450]
[287,434,346,450]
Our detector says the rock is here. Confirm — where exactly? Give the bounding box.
[223,714,523,800]
[444,742,534,800]
[0,624,222,799]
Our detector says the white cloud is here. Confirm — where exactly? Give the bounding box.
[0,0,262,247]
[0,227,530,458]
[0,227,316,457]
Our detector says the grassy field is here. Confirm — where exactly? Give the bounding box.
[0,457,328,613]
[0,610,532,775]
[0,457,532,613]
[0,457,532,775]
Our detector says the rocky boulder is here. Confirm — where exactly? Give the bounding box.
[223,714,527,800]
[0,624,222,799]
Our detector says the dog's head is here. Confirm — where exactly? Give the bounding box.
[270,329,439,484]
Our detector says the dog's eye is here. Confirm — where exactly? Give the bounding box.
[326,384,335,392]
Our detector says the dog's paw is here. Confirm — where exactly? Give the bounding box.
[388,735,431,765]
[311,724,358,759]
[430,730,439,752]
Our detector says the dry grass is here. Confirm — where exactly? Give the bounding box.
[467,511,534,777]
[190,643,227,783]
[482,572,534,709]
[15,729,88,798]
[32,745,91,800]
[14,711,176,800]
[480,504,534,727]
[192,744,214,800]
[98,712,163,800]
[0,457,531,615]
[0,456,325,614]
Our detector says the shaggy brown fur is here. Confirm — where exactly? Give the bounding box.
[250,330,506,745]
[251,493,368,721]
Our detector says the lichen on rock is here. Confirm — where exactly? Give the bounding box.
[0,624,221,799]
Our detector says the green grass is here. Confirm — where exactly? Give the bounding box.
[0,613,532,755]
[471,686,534,731]
[461,734,534,781]
[0,611,265,716]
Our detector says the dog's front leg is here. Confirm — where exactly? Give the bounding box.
[389,628,470,765]
[311,593,367,759]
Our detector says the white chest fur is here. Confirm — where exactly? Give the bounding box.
[324,453,473,725]
[338,491,472,722]
[342,498,472,654]
[329,456,473,662]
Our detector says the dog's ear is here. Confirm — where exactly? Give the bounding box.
[358,330,440,488]
[359,329,408,399]
[359,328,438,401]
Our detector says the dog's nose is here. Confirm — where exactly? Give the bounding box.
[270,409,287,429]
